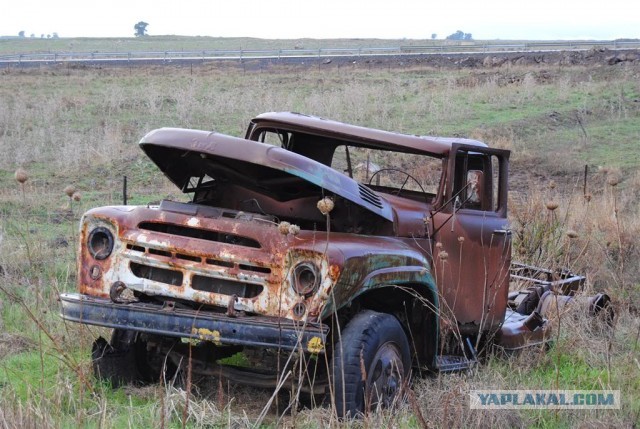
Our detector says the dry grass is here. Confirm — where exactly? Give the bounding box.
[1,61,638,172]
[510,171,639,305]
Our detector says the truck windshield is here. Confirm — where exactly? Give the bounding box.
[331,145,443,198]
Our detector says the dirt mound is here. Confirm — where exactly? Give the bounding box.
[362,48,640,70]
[233,48,640,72]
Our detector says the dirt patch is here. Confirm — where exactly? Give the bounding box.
[0,333,35,360]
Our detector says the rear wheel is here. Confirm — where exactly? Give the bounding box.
[331,310,411,418]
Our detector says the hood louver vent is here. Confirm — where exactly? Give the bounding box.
[358,184,383,209]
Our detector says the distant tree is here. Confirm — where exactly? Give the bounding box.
[52,32,59,38]
[47,34,51,39]
[445,30,473,41]
[40,34,45,38]
[446,30,465,40]
[431,33,437,40]
[18,30,25,38]
[30,33,35,38]
[134,21,149,37]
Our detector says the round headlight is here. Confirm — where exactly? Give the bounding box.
[88,227,114,260]
[292,262,320,296]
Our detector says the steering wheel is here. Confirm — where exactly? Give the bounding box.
[368,168,429,204]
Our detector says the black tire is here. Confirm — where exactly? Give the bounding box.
[92,329,177,387]
[92,335,141,387]
[331,310,411,418]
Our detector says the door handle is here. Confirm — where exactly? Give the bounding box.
[492,229,512,235]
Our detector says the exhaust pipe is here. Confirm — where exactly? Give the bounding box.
[537,291,614,325]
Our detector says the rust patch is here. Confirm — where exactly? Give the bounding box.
[328,264,341,281]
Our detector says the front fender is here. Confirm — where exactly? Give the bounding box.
[321,264,440,368]
[320,260,439,319]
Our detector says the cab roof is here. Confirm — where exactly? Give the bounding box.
[250,112,488,156]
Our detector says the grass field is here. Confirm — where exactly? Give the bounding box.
[1,35,630,56]
[0,36,455,55]
[0,43,639,427]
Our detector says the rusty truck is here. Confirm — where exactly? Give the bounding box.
[60,112,611,416]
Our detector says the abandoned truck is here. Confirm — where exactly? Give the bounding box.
[60,112,611,416]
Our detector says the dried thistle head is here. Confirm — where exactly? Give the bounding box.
[64,185,76,197]
[549,180,556,190]
[438,250,449,261]
[606,174,620,187]
[278,221,291,235]
[584,193,592,202]
[545,201,559,211]
[435,242,443,249]
[316,197,334,215]
[457,236,465,243]
[14,168,28,184]
[288,224,300,236]
[72,192,81,202]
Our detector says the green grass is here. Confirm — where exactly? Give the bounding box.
[0,350,172,427]
[0,350,74,402]
[579,119,640,167]
[492,351,610,390]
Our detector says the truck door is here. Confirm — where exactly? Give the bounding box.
[431,144,511,335]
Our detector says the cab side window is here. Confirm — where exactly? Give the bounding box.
[453,152,501,212]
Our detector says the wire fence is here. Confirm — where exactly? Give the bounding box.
[1,40,639,64]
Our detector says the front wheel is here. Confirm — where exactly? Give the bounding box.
[92,329,176,387]
[331,310,411,418]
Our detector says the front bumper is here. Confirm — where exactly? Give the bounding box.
[59,293,327,354]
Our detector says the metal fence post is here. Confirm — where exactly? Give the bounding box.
[123,176,128,206]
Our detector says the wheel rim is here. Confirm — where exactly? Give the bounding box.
[365,341,404,409]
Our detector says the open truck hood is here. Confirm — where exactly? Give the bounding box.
[139,128,394,221]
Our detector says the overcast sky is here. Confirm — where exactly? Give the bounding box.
[2,0,638,40]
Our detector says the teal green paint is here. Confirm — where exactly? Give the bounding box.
[320,253,438,321]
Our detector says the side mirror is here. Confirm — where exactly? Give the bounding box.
[466,170,484,206]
